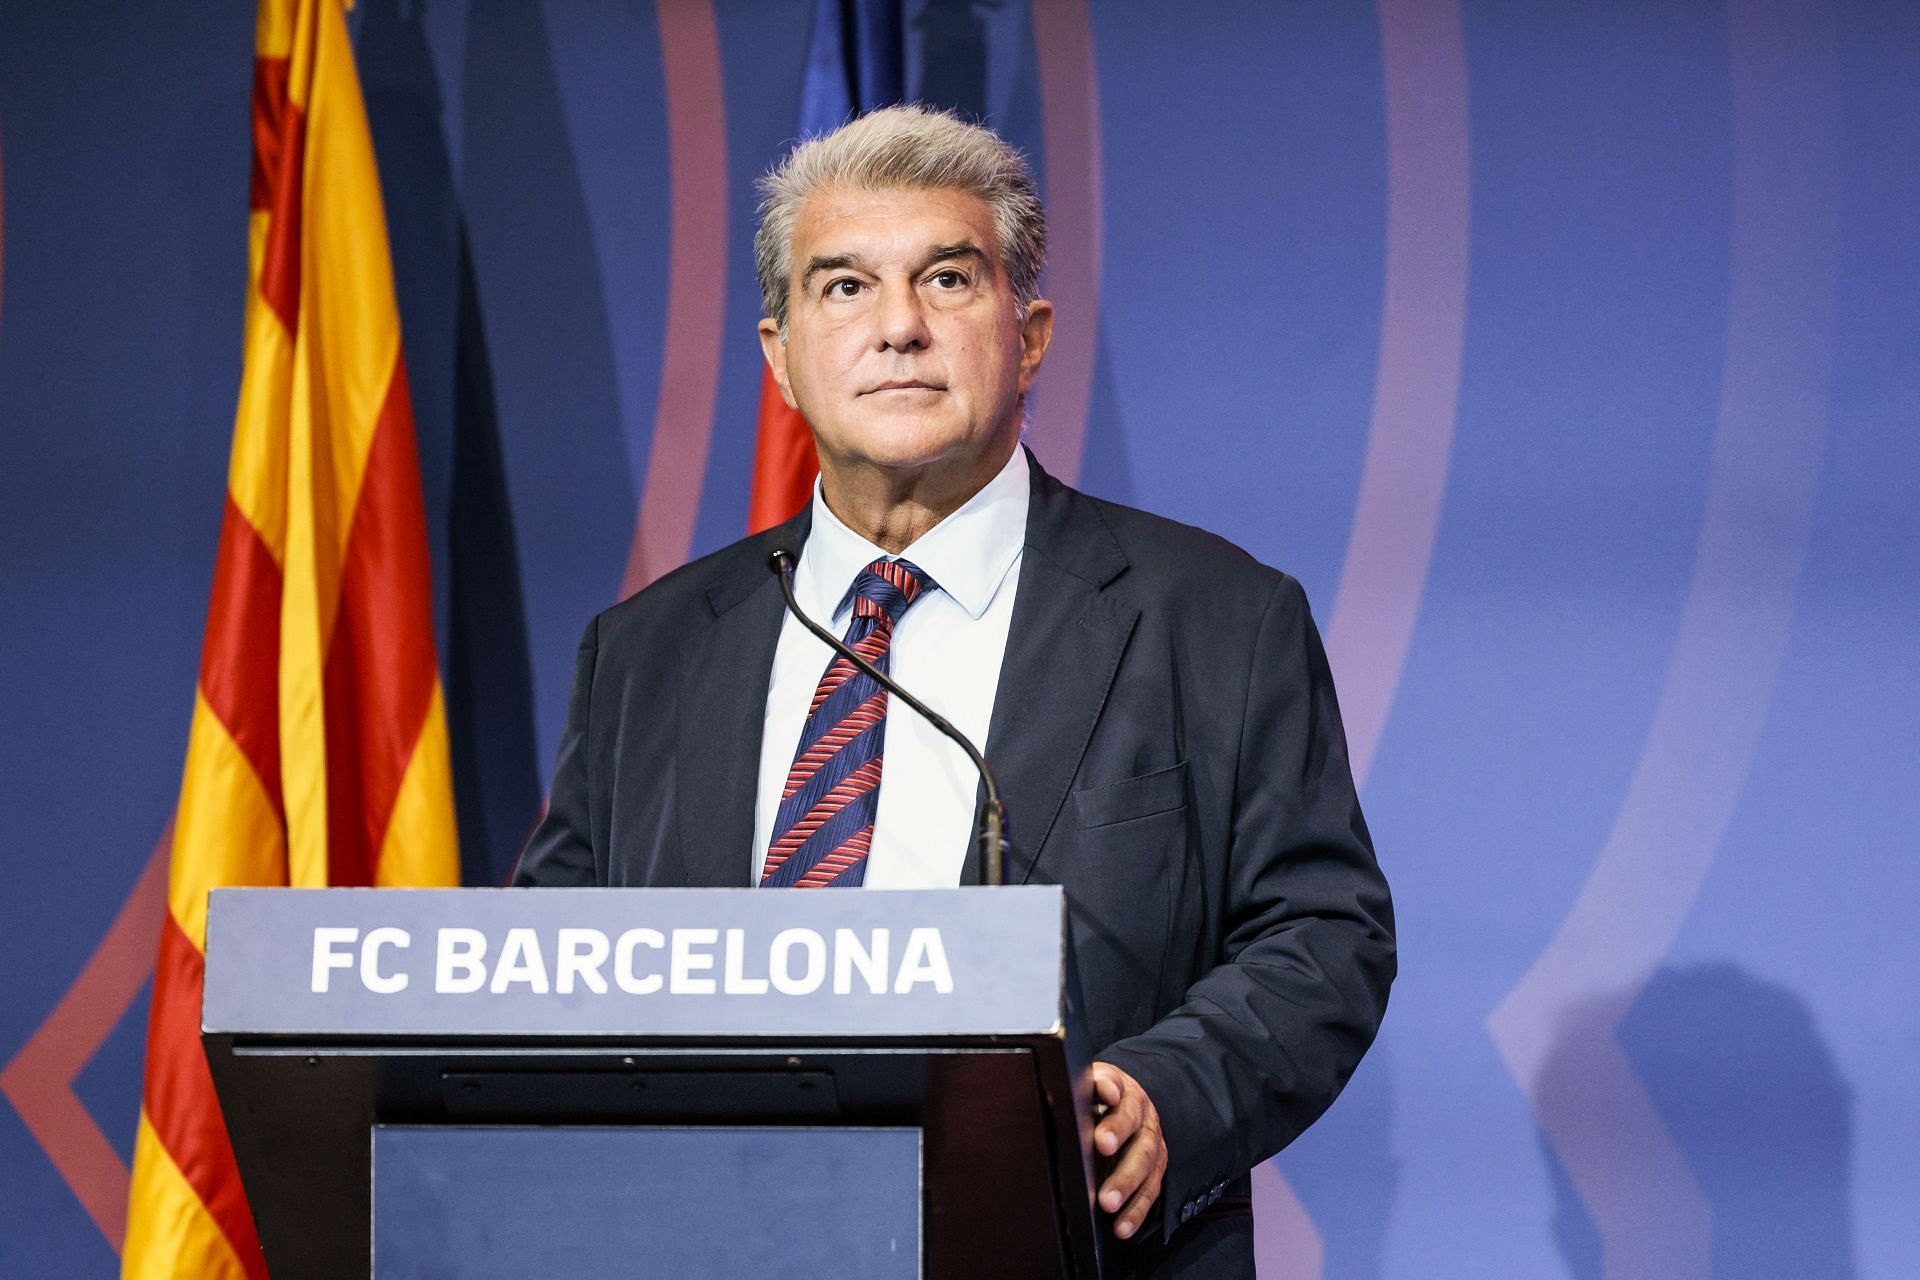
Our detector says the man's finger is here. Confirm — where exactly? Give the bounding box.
[1097,1120,1159,1211]
[1112,1159,1166,1241]
[1085,1064,1168,1239]
[1093,1086,1143,1156]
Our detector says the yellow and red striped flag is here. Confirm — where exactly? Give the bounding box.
[122,1,459,1275]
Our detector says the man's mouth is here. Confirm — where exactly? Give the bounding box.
[862,380,945,395]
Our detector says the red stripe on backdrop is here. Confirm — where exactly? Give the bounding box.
[251,56,304,332]
[142,916,268,1280]
[0,830,171,1249]
[1026,0,1102,486]
[746,371,816,533]
[197,496,286,818]
[321,359,439,886]
[1321,0,1470,792]
[621,0,726,598]
[1254,2,1472,1272]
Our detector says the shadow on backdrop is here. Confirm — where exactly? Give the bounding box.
[359,0,542,888]
[442,229,543,888]
[456,0,636,795]
[1541,964,1856,1280]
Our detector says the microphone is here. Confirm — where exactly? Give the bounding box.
[767,548,1009,887]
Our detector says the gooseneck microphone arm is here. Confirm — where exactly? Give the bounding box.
[768,548,1009,887]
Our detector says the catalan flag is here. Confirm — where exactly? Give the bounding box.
[121,1,459,1275]
[746,0,905,532]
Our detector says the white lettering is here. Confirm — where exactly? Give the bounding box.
[413,926,953,1000]
[894,928,953,994]
[723,928,769,995]
[770,928,826,995]
[360,926,410,994]
[614,928,665,994]
[436,927,488,994]
[555,928,609,995]
[833,927,889,995]
[311,927,358,993]
[490,927,550,993]
[671,928,719,994]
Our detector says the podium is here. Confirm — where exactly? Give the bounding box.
[202,886,1103,1278]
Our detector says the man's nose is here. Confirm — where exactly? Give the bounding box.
[874,280,931,351]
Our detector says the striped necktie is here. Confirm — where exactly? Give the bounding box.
[760,557,934,888]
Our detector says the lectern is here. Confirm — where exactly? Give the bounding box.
[202,886,1103,1278]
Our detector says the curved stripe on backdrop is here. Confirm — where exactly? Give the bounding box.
[621,0,727,599]
[1025,0,1101,486]
[1253,0,1470,1274]
[0,832,170,1249]
[1321,0,1471,795]
[1485,1,1840,1276]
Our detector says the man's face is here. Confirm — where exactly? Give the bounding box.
[759,184,1052,482]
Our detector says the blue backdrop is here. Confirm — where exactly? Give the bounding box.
[2,1,1914,1276]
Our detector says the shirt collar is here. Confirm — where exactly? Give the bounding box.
[800,445,1031,625]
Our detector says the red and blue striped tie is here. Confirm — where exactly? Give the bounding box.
[761,557,934,888]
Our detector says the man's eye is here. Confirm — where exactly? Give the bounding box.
[828,278,863,298]
[928,269,966,289]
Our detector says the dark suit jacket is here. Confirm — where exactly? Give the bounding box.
[515,451,1396,1278]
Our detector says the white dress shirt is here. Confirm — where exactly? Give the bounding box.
[751,447,1029,888]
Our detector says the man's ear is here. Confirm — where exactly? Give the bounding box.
[757,317,799,410]
[1017,299,1055,395]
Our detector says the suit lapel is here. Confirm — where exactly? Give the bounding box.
[669,511,811,886]
[964,452,1136,885]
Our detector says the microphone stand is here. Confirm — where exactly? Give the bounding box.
[768,549,1009,887]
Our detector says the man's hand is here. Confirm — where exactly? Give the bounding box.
[1088,1061,1167,1241]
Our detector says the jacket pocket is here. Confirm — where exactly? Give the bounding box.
[1073,760,1189,829]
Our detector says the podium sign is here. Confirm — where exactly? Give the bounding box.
[205,886,1068,1038]
[202,886,1100,1278]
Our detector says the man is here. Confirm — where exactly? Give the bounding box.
[516,105,1394,1278]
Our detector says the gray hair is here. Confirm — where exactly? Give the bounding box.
[754,105,1047,335]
